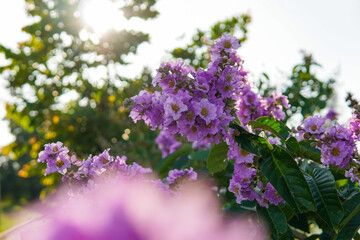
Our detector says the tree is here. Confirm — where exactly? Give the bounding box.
[284,53,336,121]
[0,0,160,203]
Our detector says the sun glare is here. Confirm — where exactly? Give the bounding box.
[79,0,125,34]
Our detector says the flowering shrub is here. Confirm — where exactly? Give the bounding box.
[36,35,360,239]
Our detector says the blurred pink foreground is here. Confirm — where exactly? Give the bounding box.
[13,177,265,240]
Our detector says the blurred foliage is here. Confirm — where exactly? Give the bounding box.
[0,0,160,205]
[254,53,336,124]
[283,53,335,121]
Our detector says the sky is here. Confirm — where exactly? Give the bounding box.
[0,0,360,147]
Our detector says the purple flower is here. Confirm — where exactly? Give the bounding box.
[155,130,182,158]
[93,149,113,170]
[44,152,72,175]
[228,165,258,204]
[327,124,353,143]
[320,140,353,168]
[303,116,326,135]
[236,86,267,124]
[211,34,240,61]
[227,142,254,164]
[194,69,212,93]
[164,96,188,121]
[349,114,360,140]
[152,61,194,89]
[166,168,197,184]
[228,179,245,204]
[325,109,338,121]
[345,167,360,184]
[262,93,289,121]
[129,90,153,122]
[192,141,211,150]
[193,99,217,124]
[268,137,281,145]
[76,155,96,178]
[38,142,71,175]
[261,183,285,207]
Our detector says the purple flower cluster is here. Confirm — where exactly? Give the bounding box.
[300,116,355,168]
[349,113,360,141]
[299,115,360,184]
[129,34,289,208]
[38,142,199,195]
[130,34,247,145]
[38,142,73,175]
[155,130,181,158]
[236,87,290,125]
[166,167,197,184]
[228,161,284,207]
[38,142,153,191]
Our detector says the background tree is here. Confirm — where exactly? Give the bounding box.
[284,53,336,122]
[0,0,160,205]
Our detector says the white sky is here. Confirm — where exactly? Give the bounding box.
[0,0,360,147]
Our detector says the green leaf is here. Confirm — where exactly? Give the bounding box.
[336,191,360,240]
[354,232,360,240]
[257,204,288,237]
[336,212,360,240]
[230,123,273,156]
[206,142,229,173]
[288,213,310,233]
[189,150,209,162]
[260,146,316,213]
[278,226,294,240]
[304,164,343,230]
[286,137,301,157]
[157,144,193,177]
[299,141,321,163]
[279,203,295,221]
[249,116,290,142]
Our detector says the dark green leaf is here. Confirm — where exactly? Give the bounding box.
[288,213,310,233]
[336,212,360,240]
[207,142,229,173]
[286,137,301,157]
[249,116,290,142]
[257,204,288,237]
[299,141,321,163]
[279,203,295,221]
[189,150,209,162]
[304,164,343,230]
[260,146,316,213]
[336,191,360,240]
[278,226,295,240]
[157,144,193,177]
[230,123,273,156]
[354,232,360,240]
